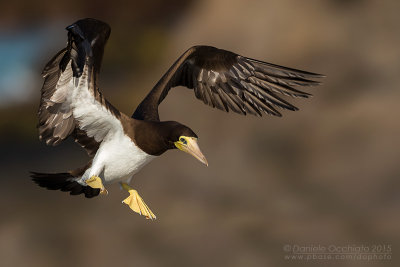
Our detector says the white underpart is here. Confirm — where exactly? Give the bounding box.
[59,63,156,185]
[83,132,156,184]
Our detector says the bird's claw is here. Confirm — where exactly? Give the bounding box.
[85,176,108,195]
[122,188,156,220]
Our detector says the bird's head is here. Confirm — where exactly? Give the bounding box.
[165,122,208,166]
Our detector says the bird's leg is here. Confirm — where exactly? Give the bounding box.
[120,182,156,220]
[85,176,108,195]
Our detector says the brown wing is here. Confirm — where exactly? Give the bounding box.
[38,48,75,145]
[38,18,118,158]
[133,45,324,121]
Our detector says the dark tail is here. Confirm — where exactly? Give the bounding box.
[30,172,100,198]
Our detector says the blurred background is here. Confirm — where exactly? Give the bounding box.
[0,0,399,266]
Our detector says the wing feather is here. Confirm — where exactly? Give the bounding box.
[133,45,324,121]
[37,18,119,158]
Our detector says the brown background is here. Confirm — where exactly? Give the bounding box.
[0,0,399,266]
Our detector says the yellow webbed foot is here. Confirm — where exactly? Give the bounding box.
[85,176,108,195]
[121,184,156,220]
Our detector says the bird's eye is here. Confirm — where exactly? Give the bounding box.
[180,137,187,144]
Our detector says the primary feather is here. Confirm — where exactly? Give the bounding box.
[133,46,323,121]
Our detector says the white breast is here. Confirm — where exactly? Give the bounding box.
[65,65,156,185]
[81,132,155,184]
[101,133,156,183]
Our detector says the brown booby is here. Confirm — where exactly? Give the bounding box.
[31,18,324,220]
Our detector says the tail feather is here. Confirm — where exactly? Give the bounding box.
[30,172,100,198]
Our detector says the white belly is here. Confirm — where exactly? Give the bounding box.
[83,132,156,184]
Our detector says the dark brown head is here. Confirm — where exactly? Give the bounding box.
[134,120,207,165]
[162,121,197,145]
[161,122,208,166]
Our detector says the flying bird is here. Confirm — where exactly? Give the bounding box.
[31,18,324,219]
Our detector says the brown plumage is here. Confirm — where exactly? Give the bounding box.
[133,46,324,121]
[38,19,118,157]
[32,18,324,201]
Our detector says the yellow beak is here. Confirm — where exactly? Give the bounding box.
[174,137,208,166]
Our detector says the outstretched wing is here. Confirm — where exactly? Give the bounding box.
[38,18,121,157]
[133,46,324,121]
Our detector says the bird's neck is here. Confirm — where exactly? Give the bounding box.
[126,119,176,156]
